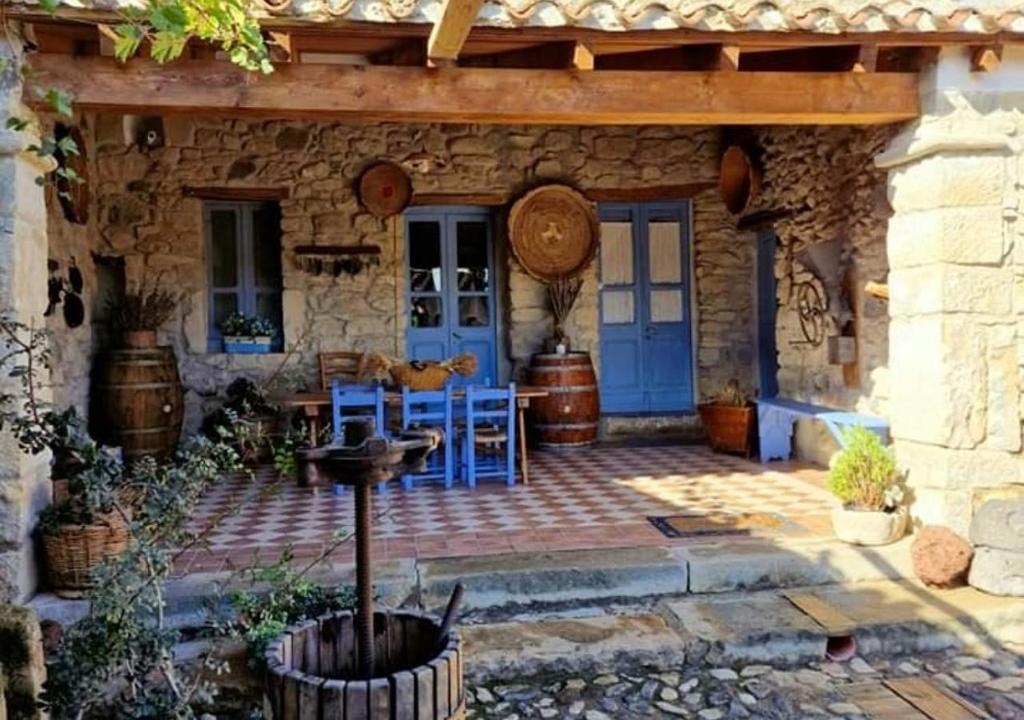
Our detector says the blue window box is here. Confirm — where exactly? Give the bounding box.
[223,336,273,354]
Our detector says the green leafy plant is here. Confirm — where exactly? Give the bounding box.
[220,312,277,339]
[219,542,355,668]
[827,426,901,511]
[36,446,126,534]
[41,431,244,720]
[270,429,305,480]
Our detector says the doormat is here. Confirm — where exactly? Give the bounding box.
[647,512,802,539]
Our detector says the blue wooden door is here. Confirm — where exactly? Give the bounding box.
[757,230,779,398]
[405,207,496,385]
[598,202,694,414]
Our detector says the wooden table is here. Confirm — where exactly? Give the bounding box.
[275,386,550,485]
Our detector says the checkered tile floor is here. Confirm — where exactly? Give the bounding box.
[178,445,836,574]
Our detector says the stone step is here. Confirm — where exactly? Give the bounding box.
[657,580,1024,666]
[676,536,915,594]
[419,537,916,616]
[418,547,690,616]
[460,610,688,681]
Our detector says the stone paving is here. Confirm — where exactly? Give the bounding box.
[465,647,1024,720]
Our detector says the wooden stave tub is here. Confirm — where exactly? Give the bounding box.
[93,346,184,461]
[527,352,600,448]
[264,610,465,720]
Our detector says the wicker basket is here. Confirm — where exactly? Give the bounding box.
[42,513,131,598]
[388,362,455,391]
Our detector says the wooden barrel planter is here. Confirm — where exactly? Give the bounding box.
[93,347,184,461]
[264,610,464,720]
[527,352,599,448]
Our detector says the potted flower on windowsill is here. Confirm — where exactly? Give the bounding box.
[698,379,756,457]
[221,313,277,354]
[828,426,907,546]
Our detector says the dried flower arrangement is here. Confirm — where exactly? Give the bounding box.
[547,276,583,349]
[106,278,179,348]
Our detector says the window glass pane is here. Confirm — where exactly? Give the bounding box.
[409,221,442,292]
[649,222,682,284]
[459,297,489,327]
[602,290,634,324]
[210,209,238,287]
[650,289,683,323]
[255,292,283,336]
[252,204,283,289]
[456,221,489,293]
[411,297,443,328]
[212,293,239,333]
[600,222,633,286]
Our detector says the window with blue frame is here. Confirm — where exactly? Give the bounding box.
[205,200,284,352]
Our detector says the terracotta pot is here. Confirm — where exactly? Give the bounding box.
[698,402,755,457]
[832,506,908,546]
[121,330,157,349]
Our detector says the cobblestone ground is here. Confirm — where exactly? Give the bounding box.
[466,648,1024,720]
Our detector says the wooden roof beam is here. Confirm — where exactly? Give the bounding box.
[25,54,920,125]
[970,44,1002,72]
[427,0,486,66]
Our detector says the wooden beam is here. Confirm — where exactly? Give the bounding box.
[718,45,741,71]
[427,0,485,65]
[182,185,290,201]
[25,55,920,125]
[852,44,878,72]
[970,44,1002,72]
[584,184,716,202]
[572,41,595,70]
[411,192,506,206]
[267,31,292,63]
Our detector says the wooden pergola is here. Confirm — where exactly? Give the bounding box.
[10,0,1023,124]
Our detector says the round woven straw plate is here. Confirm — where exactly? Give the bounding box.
[508,185,598,282]
[358,161,412,218]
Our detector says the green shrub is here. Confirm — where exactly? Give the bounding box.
[827,426,900,511]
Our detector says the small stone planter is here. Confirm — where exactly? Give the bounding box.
[831,506,908,546]
[264,610,464,720]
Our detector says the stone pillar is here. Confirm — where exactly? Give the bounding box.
[877,47,1024,536]
[0,31,54,602]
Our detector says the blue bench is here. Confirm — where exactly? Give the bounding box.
[756,398,889,463]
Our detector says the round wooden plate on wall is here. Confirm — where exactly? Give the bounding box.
[55,124,89,225]
[358,161,412,218]
[508,185,598,282]
[719,145,762,215]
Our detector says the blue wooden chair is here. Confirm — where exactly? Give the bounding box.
[460,383,517,488]
[331,380,387,492]
[399,385,455,490]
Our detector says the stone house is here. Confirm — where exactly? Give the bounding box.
[0,0,1022,600]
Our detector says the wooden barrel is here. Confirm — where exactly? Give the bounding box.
[264,610,465,720]
[93,347,184,461]
[527,352,599,448]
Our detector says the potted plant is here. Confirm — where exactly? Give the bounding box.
[106,279,179,349]
[221,312,277,354]
[698,379,756,457]
[38,446,130,597]
[828,426,907,546]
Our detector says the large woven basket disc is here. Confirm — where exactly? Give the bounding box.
[508,185,598,282]
[358,161,412,218]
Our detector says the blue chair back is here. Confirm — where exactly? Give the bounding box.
[331,381,386,443]
[463,383,517,487]
[401,384,455,489]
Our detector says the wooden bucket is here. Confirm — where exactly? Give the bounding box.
[527,352,599,448]
[93,347,184,461]
[264,610,464,720]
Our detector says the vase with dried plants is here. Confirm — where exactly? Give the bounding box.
[546,276,583,353]
[106,277,180,349]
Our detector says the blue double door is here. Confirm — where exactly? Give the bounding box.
[598,202,694,414]
[405,207,496,386]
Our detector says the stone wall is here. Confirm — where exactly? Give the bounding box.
[878,46,1024,535]
[0,32,54,602]
[45,118,754,428]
